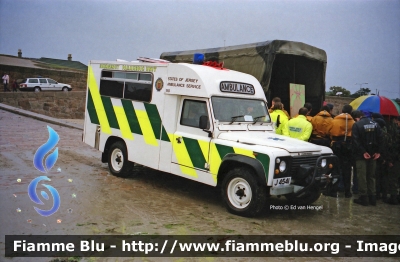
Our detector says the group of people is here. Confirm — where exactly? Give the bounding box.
[268,97,313,141]
[2,73,18,92]
[268,97,400,206]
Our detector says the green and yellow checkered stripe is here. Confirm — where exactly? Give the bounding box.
[209,143,270,179]
[167,137,270,182]
[86,65,269,181]
[86,66,169,145]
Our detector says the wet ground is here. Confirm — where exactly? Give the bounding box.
[0,109,399,262]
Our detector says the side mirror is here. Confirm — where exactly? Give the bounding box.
[199,115,212,137]
[199,115,208,129]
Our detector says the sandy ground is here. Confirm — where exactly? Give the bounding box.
[0,109,399,262]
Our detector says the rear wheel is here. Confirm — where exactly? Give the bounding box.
[34,87,40,92]
[108,141,134,177]
[221,167,267,217]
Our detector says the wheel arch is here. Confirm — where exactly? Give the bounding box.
[101,136,125,163]
[217,154,267,187]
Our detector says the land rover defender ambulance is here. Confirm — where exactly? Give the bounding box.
[83,56,339,217]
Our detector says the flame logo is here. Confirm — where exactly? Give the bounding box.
[28,176,60,216]
[33,126,59,173]
[29,126,61,217]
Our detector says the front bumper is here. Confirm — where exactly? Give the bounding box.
[270,155,340,196]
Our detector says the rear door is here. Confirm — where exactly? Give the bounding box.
[39,78,49,91]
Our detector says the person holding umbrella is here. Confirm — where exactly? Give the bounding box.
[352,110,383,206]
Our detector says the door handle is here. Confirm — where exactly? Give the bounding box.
[176,137,182,144]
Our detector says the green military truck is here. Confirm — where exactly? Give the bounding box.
[160,40,327,116]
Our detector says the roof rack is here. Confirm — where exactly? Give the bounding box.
[137,57,170,63]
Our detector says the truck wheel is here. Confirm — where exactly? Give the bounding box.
[285,185,321,205]
[108,141,134,177]
[221,167,267,217]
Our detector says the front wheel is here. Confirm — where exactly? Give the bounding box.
[221,167,267,217]
[62,87,68,92]
[108,141,134,177]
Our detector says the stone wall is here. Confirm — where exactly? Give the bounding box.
[323,96,354,116]
[0,92,354,120]
[0,91,86,119]
[0,64,87,91]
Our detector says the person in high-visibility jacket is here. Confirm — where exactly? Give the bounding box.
[285,107,312,141]
[269,97,290,119]
[269,102,289,135]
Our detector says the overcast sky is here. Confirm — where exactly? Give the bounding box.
[0,0,399,98]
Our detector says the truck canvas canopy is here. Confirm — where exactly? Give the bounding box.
[160,40,327,116]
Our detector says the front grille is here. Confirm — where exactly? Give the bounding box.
[290,155,320,177]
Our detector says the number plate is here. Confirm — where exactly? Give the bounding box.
[272,177,291,187]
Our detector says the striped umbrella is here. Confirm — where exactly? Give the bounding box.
[350,95,400,116]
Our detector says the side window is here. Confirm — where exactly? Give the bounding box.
[39,79,47,84]
[180,100,209,128]
[124,82,151,102]
[29,79,39,83]
[47,79,57,84]
[139,73,152,81]
[100,70,152,101]
[100,80,124,98]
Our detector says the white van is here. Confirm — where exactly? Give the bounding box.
[82,57,339,217]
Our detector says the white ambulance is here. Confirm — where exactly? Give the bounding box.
[83,57,339,217]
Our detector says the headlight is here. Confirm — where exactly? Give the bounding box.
[321,159,327,168]
[276,158,281,164]
[279,161,286,172]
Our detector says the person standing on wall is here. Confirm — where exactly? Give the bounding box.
[352,110,383,206]
[2,73,10,92]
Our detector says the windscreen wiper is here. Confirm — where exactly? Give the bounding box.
[252,115,265,124]
[230,115,244,124]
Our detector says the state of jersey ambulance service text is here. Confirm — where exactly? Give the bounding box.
[5,235,400,257]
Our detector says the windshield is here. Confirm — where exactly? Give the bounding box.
[211,96,271,123]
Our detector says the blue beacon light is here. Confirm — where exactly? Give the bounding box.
[193,53,205,64]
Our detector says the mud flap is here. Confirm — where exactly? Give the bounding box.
[94,125,100,150]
